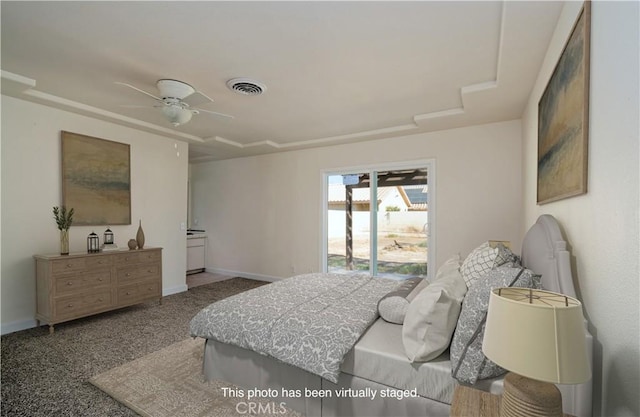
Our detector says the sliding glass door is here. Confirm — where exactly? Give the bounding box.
[324,163,432,280]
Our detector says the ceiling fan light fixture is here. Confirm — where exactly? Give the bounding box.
[157,79,195,100]
[162,105,192,126]
[227,78,266,96]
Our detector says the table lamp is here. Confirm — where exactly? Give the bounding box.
[482,288,591,417]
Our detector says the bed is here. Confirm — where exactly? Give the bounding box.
[190,215,593,416]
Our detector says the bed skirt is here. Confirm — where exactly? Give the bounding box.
[203,338,451,417]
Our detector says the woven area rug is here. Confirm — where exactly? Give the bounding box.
[90,338,302,417]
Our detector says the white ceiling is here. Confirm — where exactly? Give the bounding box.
[1,1,563,162]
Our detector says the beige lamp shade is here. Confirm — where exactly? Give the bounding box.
[482,288,591,385]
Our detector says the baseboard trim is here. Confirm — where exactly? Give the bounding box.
[163,284,188,297]
[1,318,38,335]
[206,267,282,283]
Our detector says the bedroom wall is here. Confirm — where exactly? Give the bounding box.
[521,2,639,416]
[1,95,189,334]
[191,119,523,281]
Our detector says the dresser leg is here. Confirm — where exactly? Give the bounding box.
[159,297,163,306]
[49,325,54,334]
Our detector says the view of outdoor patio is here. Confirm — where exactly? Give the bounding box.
[326,173,429,279]
[327,226,428,277]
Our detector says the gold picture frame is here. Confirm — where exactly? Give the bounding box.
[537,2,590,204]
[61,131,131,225]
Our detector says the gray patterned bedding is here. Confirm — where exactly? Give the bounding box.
[189,273,402,383]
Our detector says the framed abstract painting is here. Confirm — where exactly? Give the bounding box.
[61,131,131,225]
[537,2,590,204]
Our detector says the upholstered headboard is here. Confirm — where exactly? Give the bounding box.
[521,214,576,297]
[521,214,593,417]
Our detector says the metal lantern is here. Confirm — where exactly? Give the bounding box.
[104,228,114,245]
[87,231,100,253]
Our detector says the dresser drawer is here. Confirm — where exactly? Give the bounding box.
[117,281,161,306]
[140,250,161,263]
[85,255,112,268]
[113,250,161,266]
[117,264,160,285]
[54,270,112,296]
[51,258,86,275]
[54,290,113,321]
[113,252,142,265]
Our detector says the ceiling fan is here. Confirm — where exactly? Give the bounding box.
[115,79,233,127]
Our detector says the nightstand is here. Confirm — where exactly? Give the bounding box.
[450,385,575,417]
[450,385,500,417]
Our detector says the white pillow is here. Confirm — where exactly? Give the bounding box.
[402,263,467,362]
[434,254,462,282]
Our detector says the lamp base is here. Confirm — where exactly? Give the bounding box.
[501,372,563,417]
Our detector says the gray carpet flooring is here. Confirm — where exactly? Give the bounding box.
[1,278,267,417]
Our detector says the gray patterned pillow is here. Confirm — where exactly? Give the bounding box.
[450,265,541,384]
[377,278,422,324]
[460,242,518,287]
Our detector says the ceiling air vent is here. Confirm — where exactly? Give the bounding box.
[226,78,266,96]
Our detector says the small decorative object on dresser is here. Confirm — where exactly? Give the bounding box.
[52,206,74,255]
[60,230,70,255]
[87,231,100,253]
[128,239,138,250]
[34,247,163,334]
[101,227,119,251]
[104,228,114,245]
[136,220,145,249]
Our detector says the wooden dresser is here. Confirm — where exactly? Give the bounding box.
[34,247,162,333]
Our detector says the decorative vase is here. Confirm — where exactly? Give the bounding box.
[127,239,138,250]
[136,220,145,249]
[60,229,70,255]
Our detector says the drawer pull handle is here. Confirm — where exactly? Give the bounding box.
[67,303,73,308]
[148,269,153,273]
[126,273,131,276]
[67,264,72,268]
[98,278,103,282]
[98,298,103,302]
[126,292,131,295]
[67,281,73,286]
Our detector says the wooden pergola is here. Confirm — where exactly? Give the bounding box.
[343,169,427,270]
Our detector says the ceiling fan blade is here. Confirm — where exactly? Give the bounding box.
[114,82,162,101]
[119,104,155,109]
[194,108,234,119]
[183,90,214,107]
